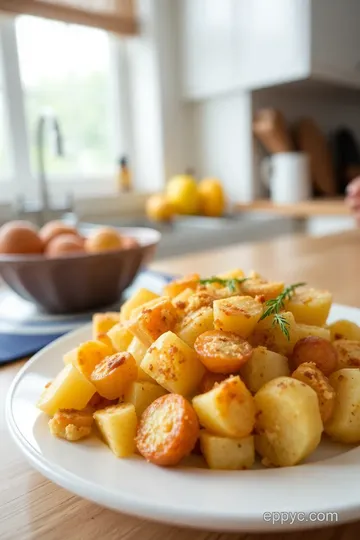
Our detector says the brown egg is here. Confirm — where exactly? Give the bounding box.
[0,220,43,254]
[40,221,80,246]
[121,236,140,249]
[46,234,85,258]
[84,227,123,253]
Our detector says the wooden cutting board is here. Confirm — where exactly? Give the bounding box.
[295,118,337,196]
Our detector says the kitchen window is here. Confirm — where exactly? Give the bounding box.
[0,14,129,203]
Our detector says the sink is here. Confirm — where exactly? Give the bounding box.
[63,213,301,260]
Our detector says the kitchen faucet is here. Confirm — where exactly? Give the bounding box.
[16,110,73,227]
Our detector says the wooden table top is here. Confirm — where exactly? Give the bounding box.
[3,230,360,540]
[235,198,351,217]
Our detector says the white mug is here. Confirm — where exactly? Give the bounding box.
[262,152,311,204]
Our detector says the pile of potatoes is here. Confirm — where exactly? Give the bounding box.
[37,269,360,470]
[0,220,138,257]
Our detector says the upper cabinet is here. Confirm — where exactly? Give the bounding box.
[180,0,360,100]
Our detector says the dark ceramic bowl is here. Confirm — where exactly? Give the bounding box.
[0,227,161,314]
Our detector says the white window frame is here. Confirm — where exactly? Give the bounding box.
[0,14,131,206]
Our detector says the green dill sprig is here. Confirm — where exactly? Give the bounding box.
[199,276,248,293]
[259,282,306,340]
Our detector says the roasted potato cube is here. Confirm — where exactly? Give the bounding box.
[124,380,167,416]
[329,319,360,341]
[90,352,137,400]
[172,288,194,313]
[176,306,214,347]
[292,362,335,423]
[37,363,96,416]
[120,288,159,322]
[48,408,93,441]
[63,340,112,379]
[296,323,331,342]
[285,288,332,326]
[333,340,360,369]
[213,295,263,338]
[254,377,323,467]
[128,297,178,348]
[92,312,120,339]
[127,336,153,381]
[240,346,289,393]
[240,279,284,301]
[325,369,360,443]
[200,431,254,470]
[185,291,216,313]
[141,331,205,395]
[136,394,199,466]
[194,330,252,373]
[216,269,245,280]
[95,333,116,353]
[163,273,200,298]
[94,403,137,457]
[192,376,255,438]
[251,312,298,356]
[107,323,133,352]
[291,336,338,375]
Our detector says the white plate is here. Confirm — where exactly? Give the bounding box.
[6,303,360,532]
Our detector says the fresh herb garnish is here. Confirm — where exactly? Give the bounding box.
[199,277,248,293]
[259,282,306,340]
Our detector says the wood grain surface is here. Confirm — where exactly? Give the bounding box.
[3,230,360,540]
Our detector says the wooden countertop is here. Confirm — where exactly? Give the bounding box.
[3,230,360,540]
[235,198,352,218]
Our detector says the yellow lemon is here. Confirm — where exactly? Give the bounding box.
[146,193,174,222]
[166,174,200,215]
[198,178,225,217]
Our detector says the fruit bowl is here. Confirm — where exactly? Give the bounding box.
[0,227,161,314]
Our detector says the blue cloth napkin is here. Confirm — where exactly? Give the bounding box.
[0,269,173,365]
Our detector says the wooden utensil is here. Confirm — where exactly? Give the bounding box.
[253,108,294,154]
[295,118,337,196]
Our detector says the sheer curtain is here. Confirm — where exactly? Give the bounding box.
[0,0,137,34]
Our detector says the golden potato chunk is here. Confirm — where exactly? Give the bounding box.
[94,403,137,457]
[92,312,120,339]
[49,408,93,441]
[136,394,199,466]
[176,306,214,347]
[128,297,178,347]
[63,340,112,379]
[194,330,252,373]
[216,269,245,280]
[200,431,254,470]
[329,319,360,341]
[296,323,331,342]
[124,380,167,416]
[285,288,332,326]
[198,372,227,393]
[240,279,284,301]
[192,376,255,438]
[37,363,96,416]
[140,331,205,396]
[292,362,335,423]
[291,336,338,375]
[171,288,194,314]
[127,336,152,381]
[95,333,116,353]
[325,369,360,443]
[107,323,134,352]
[163,273,200,298]
[333,340,360,369]
[240,346,289,393]
[213,295,263,338]
[185,291,216,313]
[251,312,298,356]
[120,288,159,322]
[90,352,137,400]
[254,377,323,467]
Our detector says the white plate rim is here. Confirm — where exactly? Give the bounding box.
[6,304,360,533]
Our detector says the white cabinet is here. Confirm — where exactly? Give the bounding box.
[311,0,360,88]
[180,0,360,99]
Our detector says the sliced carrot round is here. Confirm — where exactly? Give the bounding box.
[194,330,253,373]
[136,394,199,466]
